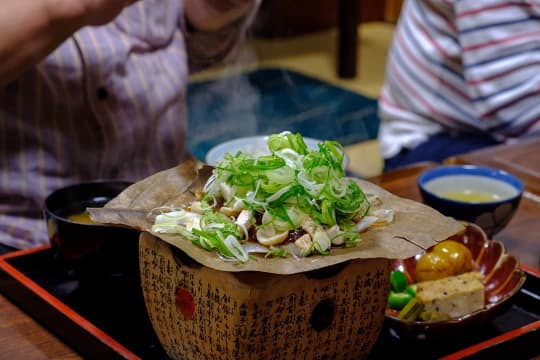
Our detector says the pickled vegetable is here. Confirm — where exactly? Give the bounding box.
[416,240,475,282]
[405,283,417,297]
[398,297,424,321]
[388,291,412,310]
[390,270,408,292]
[416,251,454,282]
[432,240,473,274]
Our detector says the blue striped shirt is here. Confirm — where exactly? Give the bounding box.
[0,0,257,249]
[379,0,540,159]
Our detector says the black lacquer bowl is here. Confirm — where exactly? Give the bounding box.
[43,180,139,274]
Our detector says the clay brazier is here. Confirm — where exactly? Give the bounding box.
[139,232,391,360]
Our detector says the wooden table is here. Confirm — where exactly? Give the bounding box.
[0,292,82,359]
[368,156,540,270]
[446,137,540,195]
[0,153,538,359]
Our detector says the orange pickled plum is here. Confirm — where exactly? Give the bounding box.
[433,240,474,275]
[416,251,454,282]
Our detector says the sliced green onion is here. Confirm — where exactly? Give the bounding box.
[154,132,377,262]
[224,235,249,262]
[265,246,288,258]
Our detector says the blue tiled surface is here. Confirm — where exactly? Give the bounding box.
[187,68,380,161]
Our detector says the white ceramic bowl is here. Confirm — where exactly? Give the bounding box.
[205,135,349,168]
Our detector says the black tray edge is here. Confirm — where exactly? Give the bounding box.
[0,245,140,360]
[1,247,539,360]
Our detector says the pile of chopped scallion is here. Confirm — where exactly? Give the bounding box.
[151,131,393,263]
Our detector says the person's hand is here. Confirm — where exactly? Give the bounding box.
[0,0,134,87]
[185,0,256,32]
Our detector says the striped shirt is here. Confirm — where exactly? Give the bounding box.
[0,0,258,249]
[379,0,540,159]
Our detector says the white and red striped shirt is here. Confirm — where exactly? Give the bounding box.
[0,0,258,249]
[379,0,540,159]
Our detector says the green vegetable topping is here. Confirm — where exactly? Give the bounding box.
[204,132,368,233]
[390,270,408,292]
[151,131,389,263]
[265,247,288,258]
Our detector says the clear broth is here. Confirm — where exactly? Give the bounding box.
[440,191,500,203]
[67,210,98,224]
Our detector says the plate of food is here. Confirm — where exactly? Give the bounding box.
[88,131,464,274]
[85,131,470,359]
[385,222,526,342]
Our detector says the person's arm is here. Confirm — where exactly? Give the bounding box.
[455,1,540,138]
[183,0,260,73]
[0,0,131,88]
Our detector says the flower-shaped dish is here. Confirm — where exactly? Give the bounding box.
[384,223,526,343]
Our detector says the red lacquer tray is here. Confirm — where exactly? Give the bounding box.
[0,245,539,359]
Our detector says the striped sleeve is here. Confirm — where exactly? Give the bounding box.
[378,0,540,159]
[378,0,472,159]
[455,0,540,138]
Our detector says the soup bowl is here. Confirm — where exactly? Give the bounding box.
[417,165,523,237]
[43,180,140,272]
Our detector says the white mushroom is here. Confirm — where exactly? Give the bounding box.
[313,230,331,253]
[235,209,252,240]
[219,198,244,217]
[301,216,322,236]
[190,201,205,214]
[231,198,245,211]
[294,233,313,256]
[256,225,289,246]
[219,182,234,202]
[185,214,201,232]
[327,224,344,246]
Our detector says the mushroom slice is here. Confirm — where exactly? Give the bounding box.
[294,233,312,256]
[220,197,245,217]
[189,201,205,214]
[256,224,289,246]
[219,182,234,202]
[185,214,201,232]
[301,216,322,237]
[235,209,252,240]
[327,225,344,246]
[313,230,331,253]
